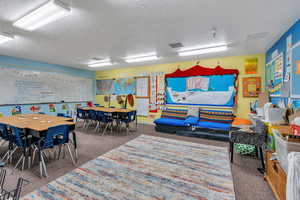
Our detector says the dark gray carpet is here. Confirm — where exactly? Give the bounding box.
[2,124,275,200]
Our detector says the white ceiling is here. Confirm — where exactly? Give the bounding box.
[0,0,299,71]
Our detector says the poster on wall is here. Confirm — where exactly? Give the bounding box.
[96,79,114,95]
[244,58,258,74]
[166,74,235,107]
[242,77,261,97]
[114,78,136,95]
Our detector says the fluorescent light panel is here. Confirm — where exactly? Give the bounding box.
[88,59,113,68]
[0,33,14,44]
[13,0,71,31]
[125,53,159,63]
[178,44,228,57]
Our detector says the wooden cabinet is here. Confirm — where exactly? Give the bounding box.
[265,151,287,200]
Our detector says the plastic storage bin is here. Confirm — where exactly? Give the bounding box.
[273,129,300,173]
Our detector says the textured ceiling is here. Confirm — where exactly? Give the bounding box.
[0,0,299,71]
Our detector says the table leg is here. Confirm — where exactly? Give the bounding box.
[230,142,234,163]
[72,131,78,163]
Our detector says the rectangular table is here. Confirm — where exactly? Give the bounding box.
[81,107,137,132]
[0,113,78,170]
[0,113,74,131]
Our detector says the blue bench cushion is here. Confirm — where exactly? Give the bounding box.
[184,116,199,126]
[195,121,231,131]
[154,118,186,127]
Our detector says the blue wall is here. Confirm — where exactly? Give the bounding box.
[266,19,300,109]
[0,55,96,116]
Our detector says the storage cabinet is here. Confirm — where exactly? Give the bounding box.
[265,151,287,200]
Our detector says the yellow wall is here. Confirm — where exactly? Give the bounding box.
[96,54,265,123]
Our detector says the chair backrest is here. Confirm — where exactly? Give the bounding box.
[101,112,113,122]
[77,108,87,119]
[123,111,137,123]
[0,123,9,140]
[57,113,66,117]
[96,111,104,120]
[88,110,98,120]
[43,125,69,149]
[10,126,26,147]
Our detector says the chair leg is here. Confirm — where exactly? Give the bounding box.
[72,131,78,163]
[39,150,48,178]
[2,146,17,162]
[66,144,75,166]
[259,147,265,169]
[57,145,62,160]
[31,147,37,165]
[102,123,109,136]
[255,146,259,158]
[230,142,234,163]
[126,123,130,134]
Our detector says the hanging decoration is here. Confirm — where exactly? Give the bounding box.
[127,94,134,107]
[11,105,22,115]
[49,104,56,112]
[30,105,41,112]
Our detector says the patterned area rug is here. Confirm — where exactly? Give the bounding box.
[21,135,235,200]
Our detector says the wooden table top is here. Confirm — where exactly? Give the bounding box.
[82,107,135,113]
[0,113,75,132]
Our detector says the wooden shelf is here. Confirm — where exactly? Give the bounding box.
[265,151,287,200]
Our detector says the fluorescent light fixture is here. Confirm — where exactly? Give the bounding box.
[88,59,114,68]
[0,33,14,44]
[13,0,71,31]
[178,44,228,57]
[124,53,159,63]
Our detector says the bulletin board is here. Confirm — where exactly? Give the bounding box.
[136,76,150,98]
[291,43,300,98]
[266,53,284,97]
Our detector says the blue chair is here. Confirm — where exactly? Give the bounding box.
[57,113,66,117]
[0,123,10,143]
[9,127,28,171]
[38,112,45,114]
[94,111,104,132]
[0,123,13,162]
[98,112,114,136]
[76,108,89,128]
[120,111,137,133]
[87,110,98,129]
[32,125,75,178]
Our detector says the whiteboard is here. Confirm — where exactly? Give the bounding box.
[136,98,149,116]
[136,77,149,98]
[0,67,93,105]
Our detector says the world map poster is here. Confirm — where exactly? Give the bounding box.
[96,78,136,95]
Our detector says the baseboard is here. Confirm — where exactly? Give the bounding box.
[137,121,155,125]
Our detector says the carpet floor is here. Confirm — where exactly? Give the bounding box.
[2,124,275,200]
